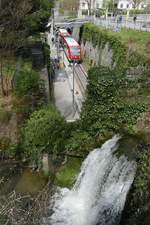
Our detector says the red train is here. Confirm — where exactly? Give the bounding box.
[59,29,82,62]
[58,28,70,41]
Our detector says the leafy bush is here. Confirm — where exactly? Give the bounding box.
[25,0,54,33]
[66,130,94,154]
[14,69,40,97]
[22,106,67,163]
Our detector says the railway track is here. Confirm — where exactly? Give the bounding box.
[74,64,88,96]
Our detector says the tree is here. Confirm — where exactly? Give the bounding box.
[0,0,54,51]
[0,0,32,50]
[60,0,79,12]
[103,0,114,10]
[0,0,54,96]
[132,0,143,9]
[23,107,67,164]
[85,0,94,16]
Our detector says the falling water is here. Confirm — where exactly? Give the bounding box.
[44,135,137,225]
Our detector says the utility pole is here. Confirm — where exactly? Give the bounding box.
[72,60,78,106]
[72,60,75,105]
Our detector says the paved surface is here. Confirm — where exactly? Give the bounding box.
[47,31,84,121]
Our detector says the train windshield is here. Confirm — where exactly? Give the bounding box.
[64,34,70,37]
[70,48,80,56]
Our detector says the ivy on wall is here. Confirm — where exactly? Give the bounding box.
[81,23,150,71]
[80,66,146,137]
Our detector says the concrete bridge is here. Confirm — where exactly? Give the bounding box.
[47,17,90,30]
[47,14,150,32]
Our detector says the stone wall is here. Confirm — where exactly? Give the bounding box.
[81,40,114,68]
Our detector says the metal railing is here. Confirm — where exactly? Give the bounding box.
[82,15,150,32]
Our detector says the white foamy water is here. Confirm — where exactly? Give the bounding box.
[44,135,137,225]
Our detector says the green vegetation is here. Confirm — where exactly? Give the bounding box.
[120,29,150,47]
[78,42,150,222]
[81,66,146,136]
[55,157,82,188]
[120,144,150,225]
[59,0,79,16]
[22,106,67,163]
[12,63,46,121]
[14,69,40,97]
[119,28,150,57]
[66,130,95,154]
[82,23,150,70]
[82,23,127,70]
[0,0,54,51]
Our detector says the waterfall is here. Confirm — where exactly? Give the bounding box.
[44,135,137,225]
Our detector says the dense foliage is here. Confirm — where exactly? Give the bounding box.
[14,69,40,97]
[23,107,67,163]
[81,66,145,137]
[0,0,54,50]
[120,144,150,225]
[11,63,47,123]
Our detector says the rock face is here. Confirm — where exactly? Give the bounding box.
[82,41,113,67]
[101,42,113,67]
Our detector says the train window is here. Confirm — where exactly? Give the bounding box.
[70,48,80,56]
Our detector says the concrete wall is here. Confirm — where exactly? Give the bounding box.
[72,26,114,68]
[81,40,114,68]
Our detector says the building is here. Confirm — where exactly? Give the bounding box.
[117,0,149,10]
[78,0,149,16]
[79,0,104,13]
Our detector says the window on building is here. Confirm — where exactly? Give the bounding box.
[126,4,129,8]
[96,3,99,8]
[82,3,85,7]
[120,3,123,8]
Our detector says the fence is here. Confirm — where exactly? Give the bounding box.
[82,16,150,32]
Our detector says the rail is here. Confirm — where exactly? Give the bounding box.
[74,64,88,96]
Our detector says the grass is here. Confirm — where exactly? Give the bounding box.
[119,28,150,58]
[119,29,150,47]
[55,157,82,188]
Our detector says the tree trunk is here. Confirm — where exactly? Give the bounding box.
[0,59,6,96]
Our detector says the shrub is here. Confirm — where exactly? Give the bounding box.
[22,106,67,163]
[66,130,94,154]
[14,69,40,97]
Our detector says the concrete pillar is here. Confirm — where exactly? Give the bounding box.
[42,153,49,176]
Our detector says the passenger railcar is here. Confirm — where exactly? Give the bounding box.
[63,37,82,62]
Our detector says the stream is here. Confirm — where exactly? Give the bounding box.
[43,135,137,225]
